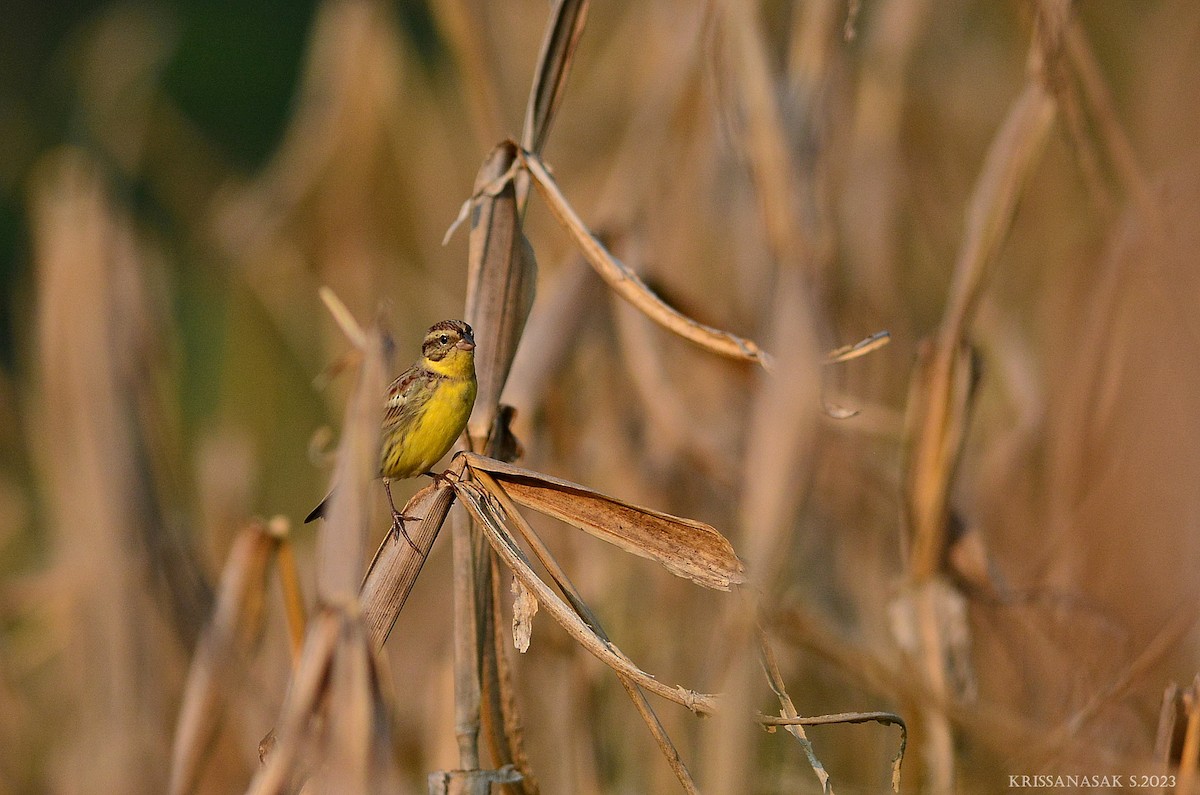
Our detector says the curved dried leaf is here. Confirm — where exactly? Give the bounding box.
[462,453,745,590]
[453,479,719,715]
[518,149,771,368]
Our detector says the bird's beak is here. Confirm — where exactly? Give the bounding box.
[456,337,476,351]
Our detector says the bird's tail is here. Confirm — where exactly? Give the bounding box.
[304,491,331,523]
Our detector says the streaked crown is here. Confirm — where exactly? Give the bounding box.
[421,319,475,362]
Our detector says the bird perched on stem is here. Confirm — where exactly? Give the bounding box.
[306,319,477,552]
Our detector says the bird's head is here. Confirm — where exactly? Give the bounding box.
[421,319,476,376]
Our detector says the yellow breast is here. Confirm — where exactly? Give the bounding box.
[382,376,476,479]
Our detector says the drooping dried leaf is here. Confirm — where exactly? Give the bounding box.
[463,141,538,443]
[475,469,698,791]
[452,478,720,715]
[517,148,771,368]
[462,453,745,590]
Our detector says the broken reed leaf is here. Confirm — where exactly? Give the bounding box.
[168,522,275,795]
[452,478,720,715]
[515,147,772,368]
[460,453,746,591]
[825,330,890,364]
[522,0,591,156]
[463,141,538,442]
[360,474,460,648]
[511,577,538,653]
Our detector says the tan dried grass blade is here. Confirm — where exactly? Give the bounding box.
[462,453,745,590]
[452,478,719,715]
[522,0,590,156]
[168,523,275,795]
[360,475,459,647]
[517,148,771,368]
[463,141,538,442]
[317,312,390,605]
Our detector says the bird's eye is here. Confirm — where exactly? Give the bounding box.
[439,334,450,345]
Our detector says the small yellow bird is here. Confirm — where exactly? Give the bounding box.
[306,319,478,550]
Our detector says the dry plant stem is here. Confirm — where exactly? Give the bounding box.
[271,527,308,665]
[482,554,540,795]
[246,612,341,795]
[1062,16,1164,239]
[451,506,485,772]
[757,713,906,792]
[1179,683,1200,795]
[169,523,275,795]
[470,469,700,794]
[316,320,389,605]
[516,149,771,367]
[749,603,832,794]
[360,478,458,647]
[906,79,1056,578]
[463,141,538,441]
[903,44,1055,792]
[521,0,590,157]
[514,0,589,212]
[452,478,720,715]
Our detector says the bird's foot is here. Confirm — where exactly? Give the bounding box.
[390,510,425,556]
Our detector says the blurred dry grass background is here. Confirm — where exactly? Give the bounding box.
[3,0,1200,792]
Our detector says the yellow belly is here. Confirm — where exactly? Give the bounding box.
[381,378,475,479]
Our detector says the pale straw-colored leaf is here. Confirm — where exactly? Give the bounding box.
[461,453,745,590]
[452,478,720,715]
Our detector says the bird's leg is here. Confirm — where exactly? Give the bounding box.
[383,478,423,555]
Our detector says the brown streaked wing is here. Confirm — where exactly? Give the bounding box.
[381,364,439,438]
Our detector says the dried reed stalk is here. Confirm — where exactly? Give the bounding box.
[169,522,276,795]
[900,9,1059,791]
